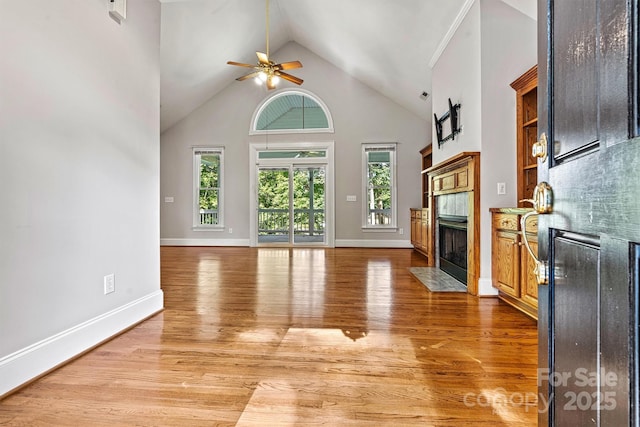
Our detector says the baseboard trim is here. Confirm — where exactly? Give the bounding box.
[335,239,413,248]
[0,290,164,397]
[477,277,498,296]
[160,238,250,246]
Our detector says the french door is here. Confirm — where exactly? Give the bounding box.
[250,142,334,247]
[256,165,326,245]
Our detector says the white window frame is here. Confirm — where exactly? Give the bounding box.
[193,147,224,230]
[249,88,334,135]
[361,143,397,231]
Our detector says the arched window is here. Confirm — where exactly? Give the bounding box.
[250,89,334,134]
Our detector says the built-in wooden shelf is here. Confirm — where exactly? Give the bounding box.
[510,65,538,207]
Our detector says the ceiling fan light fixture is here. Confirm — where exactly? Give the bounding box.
[226,0,303,90]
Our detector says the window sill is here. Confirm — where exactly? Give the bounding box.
[192,226,225,232]
[361,227,398,233]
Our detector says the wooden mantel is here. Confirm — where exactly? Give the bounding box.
[426,152,480,295]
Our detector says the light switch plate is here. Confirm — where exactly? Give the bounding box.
[497,182,506,195]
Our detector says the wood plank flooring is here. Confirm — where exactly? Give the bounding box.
[0,247,538,426]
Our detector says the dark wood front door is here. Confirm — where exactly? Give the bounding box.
[537,0,640,425]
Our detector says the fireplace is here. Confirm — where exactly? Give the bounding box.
[438,215,468,285]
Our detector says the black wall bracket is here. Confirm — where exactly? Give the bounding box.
[434,98,461,147]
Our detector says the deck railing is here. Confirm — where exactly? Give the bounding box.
[258,208,325,235]
[199,210,219,225]
[367,208,391,226]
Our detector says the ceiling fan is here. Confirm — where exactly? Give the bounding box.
[227,0,303,90]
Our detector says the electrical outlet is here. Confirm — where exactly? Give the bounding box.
[104,274,115,295]
[497,182,506,195]
[399,228,404,235]
[228,227,233,234]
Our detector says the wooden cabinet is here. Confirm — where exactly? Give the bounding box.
[420,145,432,208]
[510,66,538,207]
[410,208,430,260]
[490,208,538,320]
[410,208,421,246]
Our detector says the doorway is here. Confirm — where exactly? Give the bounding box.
[257,165,326,245]
[250,142,334,247]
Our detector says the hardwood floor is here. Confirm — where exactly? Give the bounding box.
[0,247,538,426]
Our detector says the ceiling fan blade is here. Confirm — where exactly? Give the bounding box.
[236,71,261,81]
[256,52,270,65]
[276,71,303,86]
[227,61,256,68]
[274,61,302,71]
[266,75,276,90]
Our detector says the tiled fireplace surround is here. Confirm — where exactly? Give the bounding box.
[437,192,469,218]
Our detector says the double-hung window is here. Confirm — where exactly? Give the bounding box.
[193,147,224,229]
[362,143,397,230]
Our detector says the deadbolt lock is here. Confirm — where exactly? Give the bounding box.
[532,132,548,162]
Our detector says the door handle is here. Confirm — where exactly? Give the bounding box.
[519,182,553,285]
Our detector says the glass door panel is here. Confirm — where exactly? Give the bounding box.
[257,168,290,244]
[293,166,325,245]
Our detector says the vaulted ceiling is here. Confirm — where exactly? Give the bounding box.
[159,0,536,132]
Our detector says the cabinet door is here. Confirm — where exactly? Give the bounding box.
[420,218,428,252]
[519,235,538,308]
[492,230,520,297]
[410,216,417,246]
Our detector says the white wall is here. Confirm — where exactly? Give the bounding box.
[479,0,537,292]
[431,0,537,294]
[160,42,429,247]
[0,0,162,395]
[431,1,482,165]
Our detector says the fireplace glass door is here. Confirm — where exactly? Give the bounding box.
[439,218,468,285]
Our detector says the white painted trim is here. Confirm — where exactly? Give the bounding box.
[192,146,225,229]
[477,277,499,296]
[361,227,399,233]
[160,238,250,246]
[428,0,476,68]
[335,239,413,248]
[0,290,164,397]
[361,143,398,229]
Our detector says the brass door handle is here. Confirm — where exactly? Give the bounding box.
[520,182,553,214]
[520,211,548,285]
[519,182,554,285]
